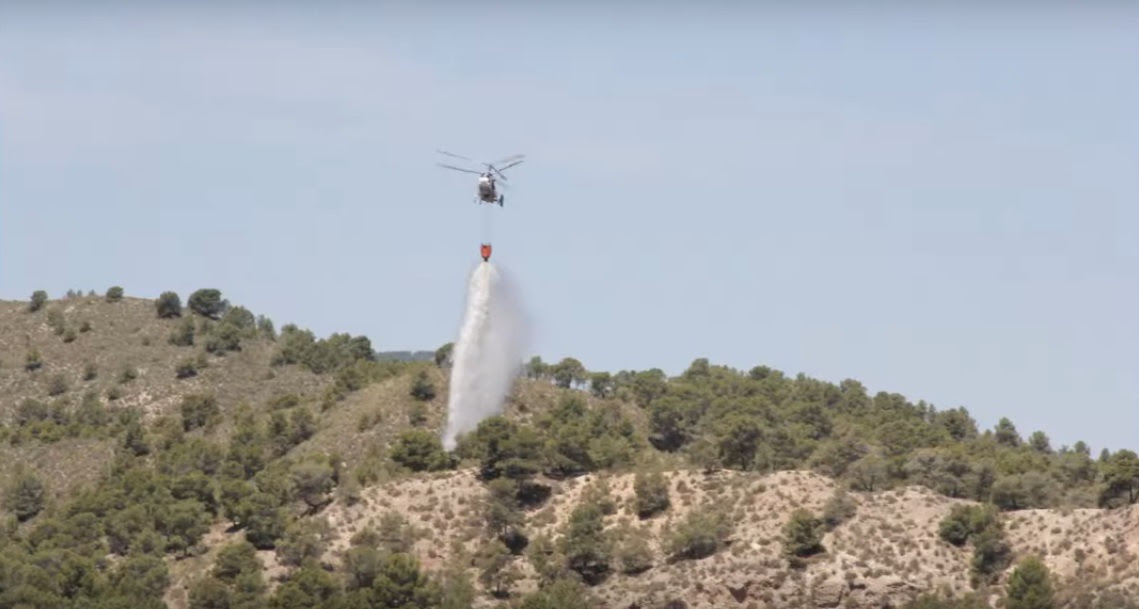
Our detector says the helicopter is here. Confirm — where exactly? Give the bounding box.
[436,150,525,206]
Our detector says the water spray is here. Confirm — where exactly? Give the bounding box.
[441,260,528,451]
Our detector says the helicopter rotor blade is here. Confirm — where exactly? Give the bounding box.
[495,158,524,173]
[437,163,481,175]
[437,149,474,162]
[490,153,525,166]
[488,158,524,182]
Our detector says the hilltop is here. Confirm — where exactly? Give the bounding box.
[1,286,1137,609]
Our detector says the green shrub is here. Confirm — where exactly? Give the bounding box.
[633,470,670,519]
[410,369,436,401]
[666,503,733,561]
[25,348,42,371]
[1006,555,1055,609]
[188,288,227,319]
[389,429,453,472]
[3,468,46,521]
[175,358,199,379]
[180,394,220,431]
[822,487,857,529]
[783,507,824,565]
[169,318,195,346]
[28,290,48,312]
[156,291,182,318]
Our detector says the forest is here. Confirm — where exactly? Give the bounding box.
[0,287,1135,609]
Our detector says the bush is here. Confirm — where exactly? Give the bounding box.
[560,501,612,585]
[28,290,48,312]
[1006,555,1055,609]
[105,286,124,302]
[188,288,227,319]
[409,369,436,401]
[616,534,653,574]
[25,348,42,372]
[782,508,824,564]
[517,578,592,609]
[180,394,220,431]
[633,470,670,519]
[971,523,1012,586]
[666,504,732,561]
[389,429,453,472]
[47,309,65,334]
[938,503,998,547]
[3,468,46,521]
[175,358,199,379]
[28,290,48,311]
[47,374,68,396]
[901,593,989,609]
[204,322,242,354]
[156,291,182,318]
[169,318,195,347]
[822,487,857,530]
[434,342,453,367]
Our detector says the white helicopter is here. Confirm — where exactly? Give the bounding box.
[436,150,525,206]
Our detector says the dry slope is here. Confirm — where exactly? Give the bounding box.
[300,469,1139,608]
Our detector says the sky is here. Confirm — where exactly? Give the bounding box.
[1,4,1136,454]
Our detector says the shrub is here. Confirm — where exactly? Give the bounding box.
[666,504,733,560]
[389,429,453,472]
[105,286,124,302]
[901,592,989,609]
[204,322,242,354]
[47,309,65,334]
[782,508,824,564]
[560,501,612,585]
[188,288,227,319]
[1006,555,1055,609]
[169,318,195,346]
[180,394,220,431]
[822,487,858,529]
[633,470,670,519]
[937,503,1012,586]
[3,468,46,521]
[175,358,199,379]
[434,342,453,367]
[971,523,1012,586]
[410,369,436,401]
[28,290,48,312]
[156,291,182,318]
[939,503,1000,547]
[118,367,138,384]
[47,374,68,396]
[25,348,42,372]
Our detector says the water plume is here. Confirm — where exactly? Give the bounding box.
[441,261,529,451]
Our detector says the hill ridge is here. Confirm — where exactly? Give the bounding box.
[1,287,1136,609]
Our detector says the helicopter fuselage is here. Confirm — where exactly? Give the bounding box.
[477,174,499,203]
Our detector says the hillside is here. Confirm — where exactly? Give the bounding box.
[1,287,1137,609]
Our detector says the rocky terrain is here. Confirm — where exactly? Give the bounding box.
[2,289,1137,609]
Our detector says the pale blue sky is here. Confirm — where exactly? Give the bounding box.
[1,5,1136,453]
